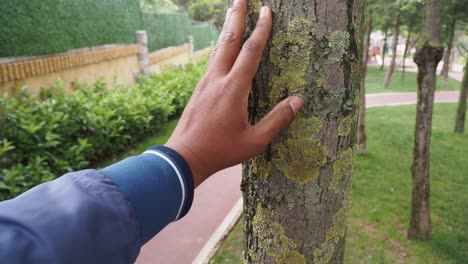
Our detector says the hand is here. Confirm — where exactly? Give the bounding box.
[165,0,303,187]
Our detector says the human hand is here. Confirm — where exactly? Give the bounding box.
[165,0,303,187]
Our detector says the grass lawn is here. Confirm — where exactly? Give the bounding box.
[210,103,468,264]
[365,66,460,94]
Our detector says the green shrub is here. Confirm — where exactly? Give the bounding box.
[0,62,206,200]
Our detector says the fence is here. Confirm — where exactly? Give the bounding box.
[1,1,219,59]
[0,31,212,95]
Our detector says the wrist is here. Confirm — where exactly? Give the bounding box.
[164,141,209,187]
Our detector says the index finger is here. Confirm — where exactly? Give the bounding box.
[228,6,272,91]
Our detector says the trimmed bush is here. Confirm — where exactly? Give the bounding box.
[0,62,206,200]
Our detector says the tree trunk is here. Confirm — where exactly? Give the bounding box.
[358,17,372,155]
[408,0,443,240]
[242,0,363,263]
[383,12,400,89]
[380,23,389,71]
[454,59,468,133]
[401,31,411,80]
[440,18,456,89]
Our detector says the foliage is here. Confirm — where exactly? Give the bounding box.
[188,0,227,29]
[0,0,142,57]
[210,104,468,263]
[141,0,179,13]
[0,62,206,200]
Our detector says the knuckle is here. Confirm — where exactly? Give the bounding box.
[219,31,239,46]
[243,39,261,53]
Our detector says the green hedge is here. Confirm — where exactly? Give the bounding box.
[191,24,212,51]
[0,0,142,57]
[211,29,220,43]
[0,62,207,200]
[142,12,191,52]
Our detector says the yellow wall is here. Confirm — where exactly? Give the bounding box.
[0,44,211,96]
[0,45,139,95]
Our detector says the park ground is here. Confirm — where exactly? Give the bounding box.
[210,103,467,264]
[96,66,466,263]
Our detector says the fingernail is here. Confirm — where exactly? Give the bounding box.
[289,97,303,114]
[260,6,268,17]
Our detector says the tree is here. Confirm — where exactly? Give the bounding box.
[454,58,468,133]
[380,23,389,71]
[383,11,400,89]
[242,0,363,262]
[439,0,468,89]
[189,0,227,29]
[408,0,443,240]
[141,0,178,13]
[400,0,423,80]
[358,13,373,155]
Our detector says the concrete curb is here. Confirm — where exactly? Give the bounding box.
[192,198,244,264]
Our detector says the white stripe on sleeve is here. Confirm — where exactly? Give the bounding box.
[143,150,186,221]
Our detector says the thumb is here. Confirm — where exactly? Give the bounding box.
[253,96,303,144]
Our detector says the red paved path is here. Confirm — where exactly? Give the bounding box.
[135,91,460,264]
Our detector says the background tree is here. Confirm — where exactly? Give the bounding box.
[400,0,423,80]
[454,58,467,133]
[141,0,179,12]
[408,0,443,240]
[189,0,227,29]
[440,0,468,89]
[383,10,400,89]
[242,0,363,263]
[358,6,373,155]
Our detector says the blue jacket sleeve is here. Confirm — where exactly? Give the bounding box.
[0,145,194,264]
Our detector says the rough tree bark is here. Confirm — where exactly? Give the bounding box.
[383,12,400,89]
[358,16,372,155]
[440,18,456,89]
[401,31,411,80]
[380,23,389,71]
[241,0,363,263]
[454,59,468,133]
[408,0,443,240]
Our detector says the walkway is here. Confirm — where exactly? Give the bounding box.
[135,91,461,264]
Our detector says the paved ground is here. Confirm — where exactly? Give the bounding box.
[135,91,461,264]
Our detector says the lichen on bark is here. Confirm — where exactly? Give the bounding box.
[338,116,353,136]
[330,147,354,196]
[269,17,315,103]
[273,116,327,184]
[328,31,350,62]
[251,205,306,263]
[248,0,262,14]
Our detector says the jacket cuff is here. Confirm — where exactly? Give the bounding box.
[100,145,194,244]
[147,145,194,220]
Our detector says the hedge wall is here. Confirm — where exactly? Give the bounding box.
[0,0,142,58]
[142,12,191,52]
[191,24,212,51]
